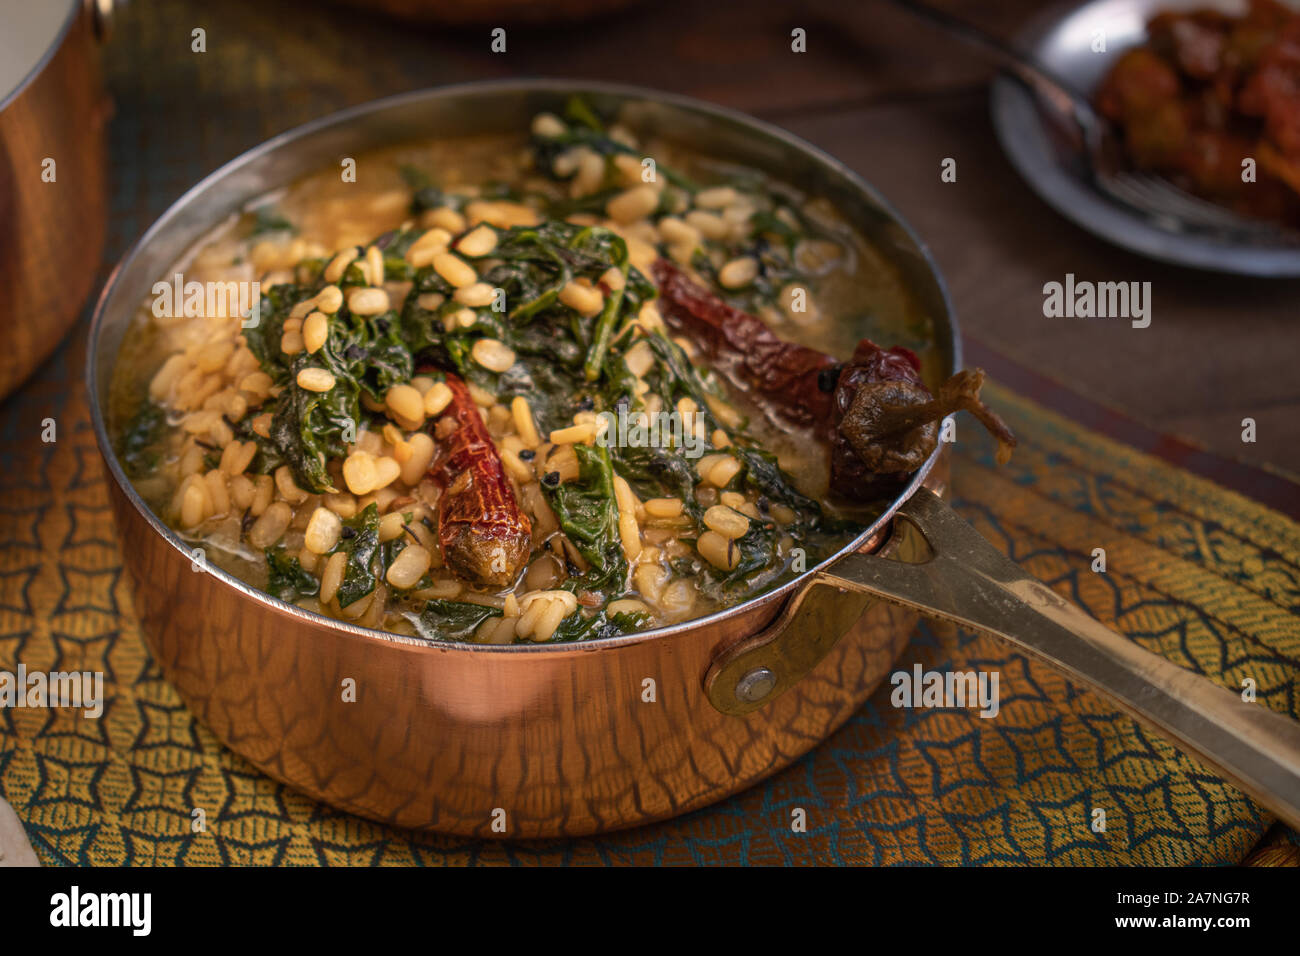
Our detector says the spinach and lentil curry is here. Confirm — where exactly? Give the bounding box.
[109,98,1013,644]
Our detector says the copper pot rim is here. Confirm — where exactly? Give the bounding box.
[85,78,959,658]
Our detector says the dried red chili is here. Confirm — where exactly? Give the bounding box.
[651,259,837,430]
[427,372,532,588]
[652,260,1015,501]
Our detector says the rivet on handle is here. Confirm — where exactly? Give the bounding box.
[735,667,777,703]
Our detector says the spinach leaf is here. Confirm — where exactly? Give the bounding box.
[400,164,463,215]
[332,503,381,608]
[564,94,605,133]
[227,409,285,476]
[612,442,701,517]
[479,222,580,323]
[379,528,426,595]
[551,606,651,642]
[530,97,701,194]
[718,516,779,585]
[573,228,629,381]
[253,280,414,492]
[118,400,166,478]
[731,445,828,526]
[380,228,422,279]
[545,443,625,592]
[622,265,657,311]
[250,205,295,236]
[245,282,317,383]
[264,547,320,602]
[416,599,502,642]
[399,286,450,359]
[329,311,414,404]
[269,352,359,493]
[545,187,624,219]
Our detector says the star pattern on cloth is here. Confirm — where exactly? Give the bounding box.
[0,350,1296,866]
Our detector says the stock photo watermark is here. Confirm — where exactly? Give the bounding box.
[890,663,1000,719]
[0,666,104,718]
[1042,274,1151,329]
[49,887,151,936]
[594,407,706,458]
[151,273,261,328]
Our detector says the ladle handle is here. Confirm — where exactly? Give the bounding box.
[824,488,1300,830]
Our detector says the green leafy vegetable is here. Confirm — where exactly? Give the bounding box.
[718,516,779,584]
[416,599,503,641]
[227,409,285,476]
[269,353,358,492]
[400,164,463,216]
[545,443,625,592]
[118,399,166,479]
[244,283,315,381]
[530,96,701,195]
[265,547,321,602]
[249,276,414,492]
[551,606,651,642]
[332,503,382,608]
[578,234,629,381]
[564,94,605,134]
[250,205,295,236]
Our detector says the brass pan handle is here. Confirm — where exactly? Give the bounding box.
[708,488,1300,830]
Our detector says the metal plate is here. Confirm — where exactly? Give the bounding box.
[990,0,1300,276]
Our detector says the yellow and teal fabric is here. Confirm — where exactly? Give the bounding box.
[1,372,1296,865]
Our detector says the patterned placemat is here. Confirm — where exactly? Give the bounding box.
[1,366,1297,865]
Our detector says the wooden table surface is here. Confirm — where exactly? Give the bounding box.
[93,0,1300,503]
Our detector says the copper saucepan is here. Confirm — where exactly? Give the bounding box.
[0,0,111,398]
[87,81,1300,837]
